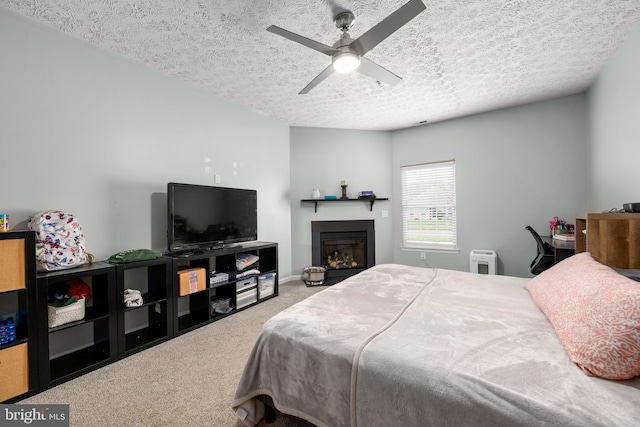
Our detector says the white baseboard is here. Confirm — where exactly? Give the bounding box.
[279,274,302,283]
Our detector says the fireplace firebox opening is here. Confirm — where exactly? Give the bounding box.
[322,236,365,270]
[311,220,375,285]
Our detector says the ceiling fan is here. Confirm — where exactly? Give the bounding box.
[267,0,426,94]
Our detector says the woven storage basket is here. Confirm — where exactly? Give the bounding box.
[48,297,86,328]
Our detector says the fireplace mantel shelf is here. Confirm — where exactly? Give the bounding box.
[301,198,389,213]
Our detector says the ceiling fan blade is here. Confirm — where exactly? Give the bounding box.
[356,57,402,86]
[267,25,339,56]
[299,64,336,94]
[349,0,426,56]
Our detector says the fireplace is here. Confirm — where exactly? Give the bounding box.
[311,220,375,285]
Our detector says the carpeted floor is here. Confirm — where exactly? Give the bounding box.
[20,280,326,426]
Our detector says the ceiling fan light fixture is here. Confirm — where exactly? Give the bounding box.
[332,52,361,73]
[268,0,426,93]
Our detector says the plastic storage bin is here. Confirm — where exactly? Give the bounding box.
[236,287,257,309]
[258,273,276,299]
[470,250,497,275]
[0,318,17,344]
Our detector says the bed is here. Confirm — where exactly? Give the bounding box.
[232,255,640,427]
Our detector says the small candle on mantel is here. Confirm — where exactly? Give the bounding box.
[340,180,348,186]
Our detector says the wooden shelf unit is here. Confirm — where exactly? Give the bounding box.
[575,213,587,254]
[115,257,173,358]
[0,231,38,403]
[2,237,278,397]
[575,212,640,268]
[171,241,278,336]
[36,262,117,390]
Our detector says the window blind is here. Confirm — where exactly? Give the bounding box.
[401,160,457,249]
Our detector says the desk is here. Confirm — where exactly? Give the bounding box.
[543,236,575,264]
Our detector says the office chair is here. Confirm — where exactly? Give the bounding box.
[525,225,555,275]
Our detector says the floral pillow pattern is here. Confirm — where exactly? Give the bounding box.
[525,252,640,380]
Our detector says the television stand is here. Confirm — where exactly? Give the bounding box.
[167,249,203,258]
[168,241,278,336]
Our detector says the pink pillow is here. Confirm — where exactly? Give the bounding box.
[525,252,640,380]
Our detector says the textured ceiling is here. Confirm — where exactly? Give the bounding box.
[2,0,640,131]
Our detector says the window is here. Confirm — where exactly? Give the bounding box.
[401,160,457,251]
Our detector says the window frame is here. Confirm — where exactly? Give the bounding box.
[400,159,458,252]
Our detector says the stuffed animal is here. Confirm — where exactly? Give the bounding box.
[67,279,91,300]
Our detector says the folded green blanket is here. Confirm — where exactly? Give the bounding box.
[108,249,162,264]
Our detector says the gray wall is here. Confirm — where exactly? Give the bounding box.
[588,24,640,210]
[289,127,393,276]
[0,9,294,278]
[289,95,590,279]
[291,95,588,277]
[391,96,589,277]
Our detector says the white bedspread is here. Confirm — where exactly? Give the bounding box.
[233,264,640,427]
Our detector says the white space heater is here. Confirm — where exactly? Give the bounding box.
[470,249,497,275]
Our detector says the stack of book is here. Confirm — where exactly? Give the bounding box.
[358,191,376,199]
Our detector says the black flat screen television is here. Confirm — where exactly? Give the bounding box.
[167,182,257,253]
